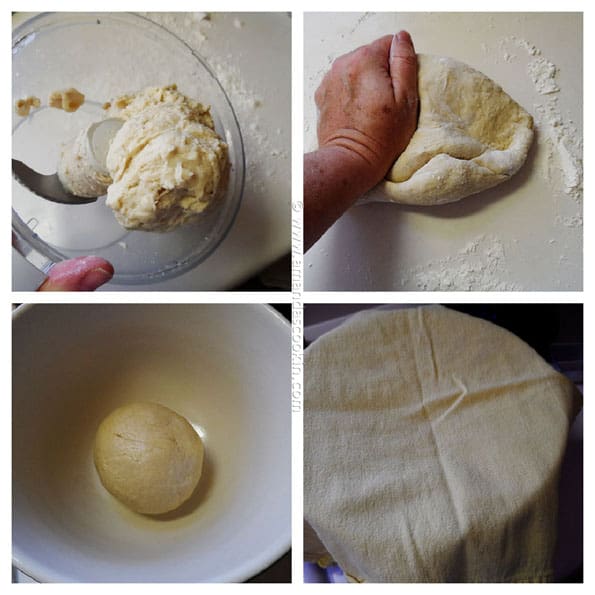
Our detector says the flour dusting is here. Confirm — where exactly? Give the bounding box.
[534,101,582,200]
[499,36,583,207]
[527,56,559,95]
[401,235,521,291]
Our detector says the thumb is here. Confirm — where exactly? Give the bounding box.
[389,31,418,109]
[37,256,114,291]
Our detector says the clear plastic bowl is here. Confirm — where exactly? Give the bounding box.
[12,13,245,285]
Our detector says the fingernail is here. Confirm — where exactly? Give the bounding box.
[79,266,113,291]
[38,257,114,291]
[396,30,414,51]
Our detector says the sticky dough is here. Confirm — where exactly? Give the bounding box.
[105,85,229,231]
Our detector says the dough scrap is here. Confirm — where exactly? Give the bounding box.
[49,88,85,113]
[94,402,204,515]
[15,96,40,117]
[381,55,534,205]
[304,306,579,582]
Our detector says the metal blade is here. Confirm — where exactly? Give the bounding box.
[12,159,98,205]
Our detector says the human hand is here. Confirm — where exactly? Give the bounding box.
[37,256,114,291]
[314,31,418,187]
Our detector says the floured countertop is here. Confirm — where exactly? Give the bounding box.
[304,13,582,291]
[12,12,290,291]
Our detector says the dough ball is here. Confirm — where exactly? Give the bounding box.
[94,402,204,515]
[380,54,534,206]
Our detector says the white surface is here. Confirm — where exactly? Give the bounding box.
[12,304,290,582]
[12,12,291,290]
[304,13,582,291]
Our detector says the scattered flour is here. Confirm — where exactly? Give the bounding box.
[349,12,374,35]
[527,56,559,95]
[508,36,560,94]
[556,214,583,228]
[401,235,522,291]
[501,36,582,207]
[495,38,517,63]
[534,101,582,200]
[511,36,540,56]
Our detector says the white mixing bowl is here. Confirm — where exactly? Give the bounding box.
[12,304,290,582]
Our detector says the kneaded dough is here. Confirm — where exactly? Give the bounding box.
[305,306,580,582]
[94,402,204,515]
[381,55,534,205]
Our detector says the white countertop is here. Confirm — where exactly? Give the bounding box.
[304,12,582,291]
[12,12,291,291]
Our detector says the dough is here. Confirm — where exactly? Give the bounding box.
[381,55,534,205]
[105,85,229,231]
[94,402,204,515]
[15,96,40,117]
[49,88,85,113]
[57,124,113,198]
[304,306,580,582]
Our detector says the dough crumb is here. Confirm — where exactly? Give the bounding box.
[49,88,85,112]
[15,95,41,117]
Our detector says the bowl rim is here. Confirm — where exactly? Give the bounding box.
[11,12,246,286]
[12,303,291,582]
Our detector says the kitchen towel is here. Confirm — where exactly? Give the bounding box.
[304,306,581,582]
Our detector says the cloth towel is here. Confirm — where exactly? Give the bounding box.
[304,306,581,582]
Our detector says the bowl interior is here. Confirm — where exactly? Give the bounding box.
[12,12,244,284]
[12,304,289,582]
